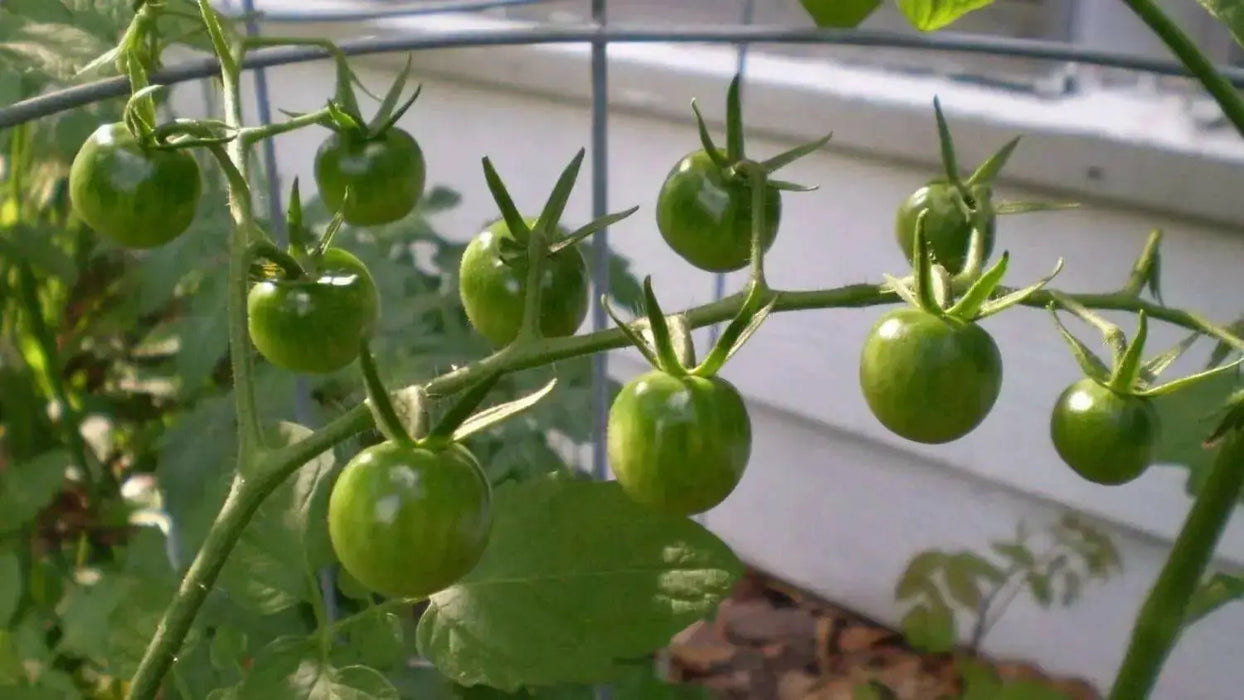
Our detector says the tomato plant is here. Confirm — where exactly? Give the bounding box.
[328,439,492,598]
[655,76,828,273]
[10,1,1244,699]
[68,121,202,248]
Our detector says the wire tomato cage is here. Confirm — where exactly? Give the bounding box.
[4,0,1244,678]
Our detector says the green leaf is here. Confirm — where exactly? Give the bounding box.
[0,449,69,536]
[237,636,399,699]
[331,607,412,671]
[105,577,188,680]
[0,549,20,626]
[897,0,996,31]
[798,0,884,27]
[1197,0,1244,49]
[219,421,338,614]
[943,559,983,609]
[1185,572,1244,627]
[895,551,946,600]
[899,602,957,653]
[1150,367,1241,496]
[990,542,1035,569]
[56,575,129,660]
[417,477,743,691]
[0,630,23,685]
[1027,573,1053,608]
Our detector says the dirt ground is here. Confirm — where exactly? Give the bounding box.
[662,568,1102,700]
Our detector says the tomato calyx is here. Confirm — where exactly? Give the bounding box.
[287,53,423,144]
[357,338,558,453]
[887,211,1063,325]
[689,73,828,194]
[605,275,777,381]
[900,97,1077,281]
[480,150,638,269]
[1048,298,1243,400]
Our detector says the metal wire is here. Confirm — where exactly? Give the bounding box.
[588,0,611,488]
[6,25,1244,130]
[215,0,549,23]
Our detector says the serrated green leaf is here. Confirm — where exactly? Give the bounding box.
[897,0,995,31]
[0,549,20,626]
[955,552,1006,584]
[417,477,742,691]
[56,575,128,660]
[0,449,69,536]
[219,421,337,614]
[899,602,957,653]
[237,636,399,699]
[1197,0,1244,49]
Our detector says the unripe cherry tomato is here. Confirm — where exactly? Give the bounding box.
[458,217,589,347]
[327,440,492,599]
[655,149,781,273]
[858,308,1003,444]
[1050,378,1158,485]
[247,248,379,374]
[69,122,202,248]
[895,182,995,276]
[314,127,426,227]
[607,369,752,516]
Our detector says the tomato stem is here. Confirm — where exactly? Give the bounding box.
[239,105,333,145]
[247,240,304,279]
[1108,412,1244,699]
[743,162,770,292]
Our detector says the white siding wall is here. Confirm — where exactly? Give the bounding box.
[172,11,1244,697]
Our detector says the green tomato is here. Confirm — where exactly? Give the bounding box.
[895,182,995,276]
[68,122,202,248]
[1050,378,1158,485]
[656,149,781,273]
[606,369,752,516]
[247,248,379,374]
[314,127,426,227]
[858,308,1003,444]
[327,440,492,599]
[458,217,589,347]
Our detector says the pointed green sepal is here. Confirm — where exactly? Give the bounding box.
[602,295,663,369]
[972,257,1064,321]
[725,73,745,162]
[1138,358,1244,398]
[391,385,431,441]
[1048,305,1113,384]
[451,378,559,442]
[693,284,778,378]
[481,157,532,240]
[660,315,697,369]
[769,179,819,192]
[359,339,415,446]
[534,148,586,239]
[992,200,1081,216]
[425,372,503,443]
[690,99,729,169]
[882,273,922,309]
[932,96,970,204]
[965,135,1021,188]
[640,277,687,375]
[910,210,944,313]
[946,251,1010,320]
[326,100,366,134]
[1138,331,1201,387]
[313,188,349,257]
[1108,311,1150,392]
[367,54,415,134]
[286,178,311,254]
[547,205,639,256]
[759,132,833,174]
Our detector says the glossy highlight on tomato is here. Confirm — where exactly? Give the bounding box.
[859,308,1003,444]
[68,122,202,248]
[314,127,426,227]
[327,440,492,599]
[607,369,752,516]
[895,182,995,276]
[247,248,379,374]
[458,217,589,347]
[656,149,781,273]
[1050,378,1159,485]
